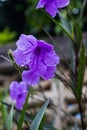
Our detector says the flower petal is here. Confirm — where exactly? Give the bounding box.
[10,81,19,100]
[19,81,28,90]
[37,40,53,53]
[16,34,37,52]
[57,0,70,8]
[22,70,40,86]
[36,0,70,17]
[16,92,27,110]
[13,49,29,66]
[38,61,47,75]
[42,66,56,80]
[44,51,60,66]
[36,0,46,9]
[45,0,58,17]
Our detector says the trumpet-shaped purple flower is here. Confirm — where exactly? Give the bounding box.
[36,0,70,17]
[13,34,60,86]
[10,81,28,110]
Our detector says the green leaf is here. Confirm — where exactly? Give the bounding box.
[69,41,76,90]
[38,114,46,130]
[30,99,50,130]
[0,100,56,130]
[8,49,15,62]
[69,42,75,72]
[2,105,7,124]
[41,9,75,44]
[58,11,71,33]
[0,27,16,45]
[7,104,14,130]
[85,40,87,57]
[43,122,56,130]
[17,89,30,130]
[0,93,7,123]
[79,0,86,20]
[76,43,86,99]
[75,21,82,50]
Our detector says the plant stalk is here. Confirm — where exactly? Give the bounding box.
[74,41,85,130]
[78,102,85,130]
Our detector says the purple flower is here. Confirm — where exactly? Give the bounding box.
[10,81,28,110]
[13,34,60,86]
[36,0,70,17]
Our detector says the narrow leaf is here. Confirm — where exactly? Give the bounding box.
[7,104,14,130]
[41,9,75,44]
[30,99,50,130]
[79,0,86,20]
[76,43,86,99]
[69,42,75,73]
[75,22,82,50]
[58,11,71,33]
[69,41,76,90]
[14,111,56,130]
[38,114,46,130]
[0,100,56,130]
[43,122,57,130]
[17,89,30,130]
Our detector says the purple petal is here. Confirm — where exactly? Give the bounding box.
[19,81,28,90]
[16,92,27,110]
[45,0,58,17]
[16,34,37,52]
[36,0,70,17]
[10,81,19,100]
[29,50,47,74]
[10,81,28,99]
[10,81,28,110]
[57,0,70,8]
[37,40,53,52]
[37,61,47,75]
[13,49,30,66]
[17,82,28,94]
[44,51,60,66]
[22,70,40,86]
[36,0,46,8]
[42,66,56,80]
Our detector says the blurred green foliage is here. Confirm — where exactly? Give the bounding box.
[68,0,87,29]
[25,0,87,35]
[0,0,55,38]
[0,27,16,45]
[24,0,55,36]
[0,0,87,43]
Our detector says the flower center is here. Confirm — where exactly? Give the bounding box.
[18,93,22,98]
[35,46,41,55]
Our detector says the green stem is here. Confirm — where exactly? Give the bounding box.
[41,9,75,44]
[17,88,30,130]
[75,48,85,130]
[78,102,85,130]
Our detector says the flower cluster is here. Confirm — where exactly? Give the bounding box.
[10,0,70,110]
[36,0,70,17]
[10,34,59,109]
[13,34,60,86]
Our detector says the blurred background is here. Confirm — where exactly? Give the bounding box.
[0,0,87,130]
[0,0,87,45]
